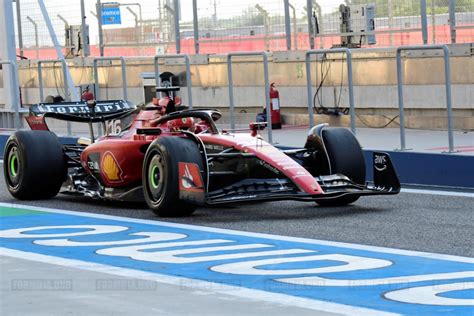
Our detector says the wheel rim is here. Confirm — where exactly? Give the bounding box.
[147,153,165,204]
[7,146,20,186]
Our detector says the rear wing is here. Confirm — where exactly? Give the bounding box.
[26,100,137,130]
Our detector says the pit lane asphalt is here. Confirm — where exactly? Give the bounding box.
[1,169,472,257]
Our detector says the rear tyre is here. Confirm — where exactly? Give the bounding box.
[316,127,366,207]
[143,137,203,217]
[3,130,66,200]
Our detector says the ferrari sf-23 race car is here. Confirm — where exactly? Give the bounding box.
[4,100,400,217]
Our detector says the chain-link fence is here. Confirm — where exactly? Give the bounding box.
[11,0,474,59]
[453,0,474,43]
[194,0,288,53]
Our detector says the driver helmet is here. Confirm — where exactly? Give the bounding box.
[167,117,195,132]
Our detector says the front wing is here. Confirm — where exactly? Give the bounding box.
[203,152,400,205]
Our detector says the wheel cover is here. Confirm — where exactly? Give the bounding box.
[147,153,165,204]
[7,146,20,186]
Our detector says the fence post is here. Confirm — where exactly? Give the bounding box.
[174,0,181,53]
[80,0,90,57]
[420,0,428,45]
[37,59,70,102]
[448,0,456,43]
[192,0,199,54]
[96,0,104,56]
[396,45,455,153]
[93,57,128,101]
[396,50,407,151]
[0,61,21,129]
[227,52,272,144]
[15,0,24,58]
[306,0,315,49]
[284,0,292,51]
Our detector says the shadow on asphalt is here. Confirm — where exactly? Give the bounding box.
[18,194,392,223]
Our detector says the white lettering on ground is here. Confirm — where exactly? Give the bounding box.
[98,240,313,264]
[0,225,127,238]
[276,271,474,287]
[1,221,472,308]
[211,254,391,275]
[384,282,474,306]
[34,232,186,247]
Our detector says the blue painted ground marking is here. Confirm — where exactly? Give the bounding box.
[0,203,473,315]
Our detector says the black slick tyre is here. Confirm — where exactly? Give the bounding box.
[3,130,66,200]
[316,127,366,207]
[143,136,203,217]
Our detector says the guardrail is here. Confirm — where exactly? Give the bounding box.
[227,52,272,143]
[93,57,128,101]
[0,60,21,129]
[305,48,356,134]
[153,54,193,109]
[396,45,455,153]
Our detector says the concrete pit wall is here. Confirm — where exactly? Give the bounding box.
[1,45,473,130]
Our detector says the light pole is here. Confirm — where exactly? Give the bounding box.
[26,16,39,59]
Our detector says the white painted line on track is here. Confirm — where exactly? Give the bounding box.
[1,202,473,264]
[0,248,395,316]
[401,188,474,198]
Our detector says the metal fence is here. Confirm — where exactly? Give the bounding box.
[10,0,474,59]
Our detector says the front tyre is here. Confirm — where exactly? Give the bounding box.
[143,137,203,217]
[3,130,66,200]
[316,127,366,207]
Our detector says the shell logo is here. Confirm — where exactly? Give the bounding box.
[101,152,123,182]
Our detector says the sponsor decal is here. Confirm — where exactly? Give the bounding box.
[179,162,204,192]
[87,161,99,171]
[101,152,123,182]
[258,160,280,174]
[374,154,388,172]
[24,116,49,131]
[31,101,132,116]
[204,144,224,151]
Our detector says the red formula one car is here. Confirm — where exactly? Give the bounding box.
[3,100,400,216]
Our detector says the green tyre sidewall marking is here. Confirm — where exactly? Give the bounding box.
[150,165,159,189]
[10,153,18,177]
[6,145,20,187]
